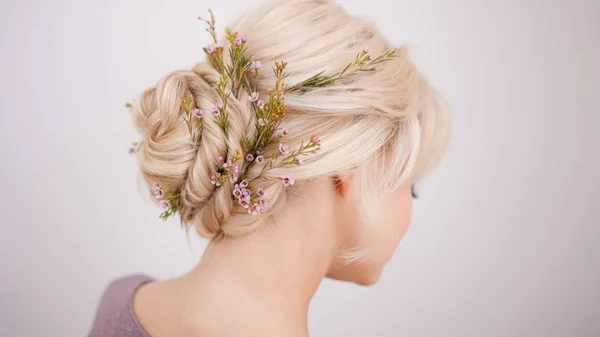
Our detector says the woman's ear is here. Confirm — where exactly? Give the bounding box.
[331,171,354,197]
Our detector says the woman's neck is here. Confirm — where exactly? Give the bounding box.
[175,182,339,335]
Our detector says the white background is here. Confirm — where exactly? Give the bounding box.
[1,0,599,336]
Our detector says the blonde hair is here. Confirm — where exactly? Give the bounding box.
[130,0,450,239]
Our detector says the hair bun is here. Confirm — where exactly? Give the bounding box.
[132,63,248,237]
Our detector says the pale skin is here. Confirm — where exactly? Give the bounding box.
[134,173,414,337]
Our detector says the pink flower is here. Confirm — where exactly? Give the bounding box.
[257,100,265,108]
[242,188,251,197]
[258,198,267,206]
[256,155,265,164]
[249,205,262,216]
[212,103,222,116]
[272,132,278,139]
[257,188,265,197]
[240,34,247,42]
[240,179,249,188]
[233,189,242,198]
[193,109,203,119]
[248,92,259,102]
[223,163,228,168]
[297,159,304,165]
[160,200,170,210]
[205,43,223,54]
[233,164,239,175]
[211,173,221,186]
[282,176,295,187]
[251,60,262,70]
[246,154,254,162]
[256,148,263,155]
[152,184,162,192]
[283,128,289,135]
[235,37,242,46]
[230,175,238,184]
[218,156,224,161]
[362,46,374,60]
[239,199,250,209]
[279,143,289,155]
[154,189,165,199]
[311,135,321,146]
[257,118,266,127]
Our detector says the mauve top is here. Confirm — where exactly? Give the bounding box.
[88,274,155,337]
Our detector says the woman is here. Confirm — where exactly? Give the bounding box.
[89,0,450,335]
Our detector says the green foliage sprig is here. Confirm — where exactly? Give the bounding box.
[287,47,397,93]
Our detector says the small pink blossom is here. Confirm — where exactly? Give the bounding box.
[246,154,254,162]
[233,164,239,174]
[311,135,321,146]
[154,189,165,199]
[256,148,263,155]
[240,179,249,188]
[239,199,250,209]
[193,109,203,119]
[240,34,247,42]
[283,128,289,135]
[218,156,224,161]
[257,118,266,127]
[297,159,304,165]
[249,205,262,215]
[242,188,251,197]
[251,60,262,70]
[205,43,223,54]
[257,100,265,108]
[212,103,222,116]
[272,132,278,139]
[230,175,238,184]
[160,200,170,210]
[248,92,259,102]
[363,46,374,60]
[256,155,265,164]
[223,163,228,168]
[258,198,267,206]
[152,184,162,192]
[282,176,295,187]
[257,188,265,197]
[233,189,242,198]
[211,173,222,186]
[279,143,289,155]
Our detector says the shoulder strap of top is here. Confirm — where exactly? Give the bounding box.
[88,274,154,337]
